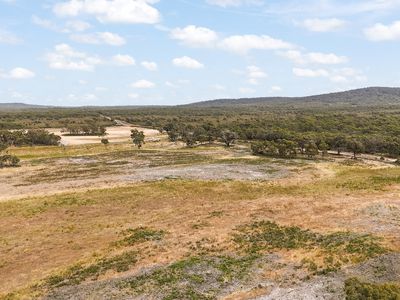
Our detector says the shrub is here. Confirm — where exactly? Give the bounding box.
[0,155,20,168]
[345,277,400,300]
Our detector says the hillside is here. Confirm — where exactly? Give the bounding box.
[186,87,400,108]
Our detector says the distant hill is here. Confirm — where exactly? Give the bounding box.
[186,87,400,108]
[2,87,400,110]
[0,103,50,110]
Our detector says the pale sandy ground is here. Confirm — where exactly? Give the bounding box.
[47,126,161,146]
[0,154,299,202]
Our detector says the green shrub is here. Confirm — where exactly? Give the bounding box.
[45,250,137,288]
[345,277,400,300]
[117,227,165,246]
[0,155,20,168]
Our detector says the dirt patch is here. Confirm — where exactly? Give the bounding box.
[0,146,308,202]
[41,253,400,300]
[47,126,161,146]
[123,163,287,181]
[256,253,400,300]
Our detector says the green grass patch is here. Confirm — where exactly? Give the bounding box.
[234,221,317,252]
[334,167,400,191]
[123,255,258,300]
[116,227,166,247]
[234,221,386,274]
[44,250,138,288]
[345,277,400,300]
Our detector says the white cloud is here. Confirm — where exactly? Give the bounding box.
[307,52,348,64]
[239,87,255,94]
[65,20,91,32]
[165,81,178,88]
[271,86,282,92]
[32,15,60,31]
[83,93,97,101]
[293,68,329,78]
[1,68,36,79]
[206,0,263,7]
[333,67,367,82]
[293,67,367,83]
[32,15,91,33]
[70,31,126,46]
[280,50,306,64]
[112,54,135,66]
[219,34,293,54]
[45,43,103,71]
[300,18,346,32]
[131,79,155,88]
[54,0,161,24]
[247,65,267,78]
[172,56,204,69]
[141,61,158,71]
[95,86,108,92]
[246,65,267,85]
[264,0,400,17]
[170,25,218,47]
[0,29,21,44]
[364,21,400,41]
[281,50,348,65]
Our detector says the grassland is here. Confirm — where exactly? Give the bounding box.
[1,126,400,299]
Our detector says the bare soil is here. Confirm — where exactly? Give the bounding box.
[48,126,161,146]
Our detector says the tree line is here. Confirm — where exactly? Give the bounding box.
[63,124,106,136]
[162,122,238,148]
[160,121,399,159]
[0,130,61,147]
[0,129,61,168]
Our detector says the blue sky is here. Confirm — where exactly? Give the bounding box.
[1,0,400,106]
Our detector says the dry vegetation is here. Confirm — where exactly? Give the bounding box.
[0,128,400,299]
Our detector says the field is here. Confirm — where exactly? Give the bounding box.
[1,116,400,299]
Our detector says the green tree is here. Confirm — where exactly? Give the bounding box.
[347,139,365,159]
[276,140,297,158]
[0,142,7,153]
[220,130,238,147]
[318,140,329,157]
[167,130,179,142]
[0,142,19,168]
[297,137,308,154]
[305,141,319,158]
[131,129,145,149]
[332,136,347,155]
[101,138,109,146]
[181,131,197,147]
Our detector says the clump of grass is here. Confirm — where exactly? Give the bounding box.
[234,221,386,274]
[345,277,400,300]
[233,221,317,253]
[318,232,386,262]
[208,210,224,218]
[117,227,166,247]
[123,255,258,299]
[44,250,138,288]
[191,221,211,230]
[334,168,400,191]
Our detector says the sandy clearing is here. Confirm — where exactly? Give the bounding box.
[47,126,161,146]
[0,163,291,202]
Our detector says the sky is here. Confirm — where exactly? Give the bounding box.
[1,0,400,106]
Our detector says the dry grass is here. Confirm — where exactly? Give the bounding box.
[1,143,400,298]
[1,168,400,297]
